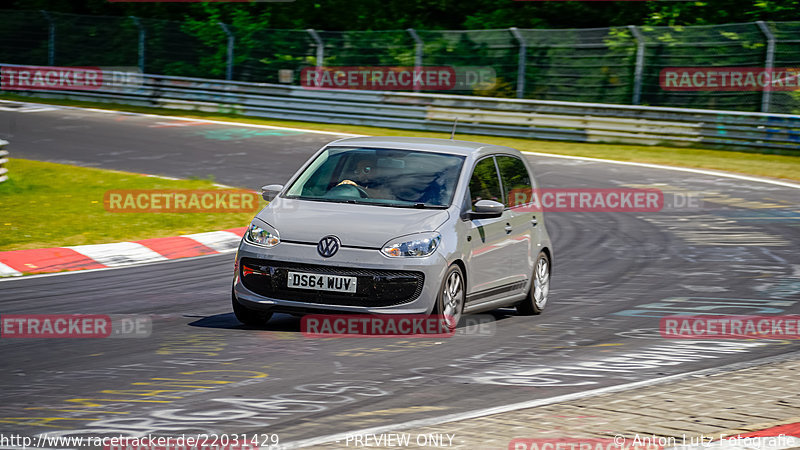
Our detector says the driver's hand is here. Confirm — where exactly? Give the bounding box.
[337,180,359,187]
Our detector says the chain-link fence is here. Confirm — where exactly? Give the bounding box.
[1,10,798,113]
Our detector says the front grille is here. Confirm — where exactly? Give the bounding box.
[240,258,425,307]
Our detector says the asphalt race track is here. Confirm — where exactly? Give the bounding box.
[1,102,799,447]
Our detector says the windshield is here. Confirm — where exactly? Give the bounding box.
[285,147,465,208]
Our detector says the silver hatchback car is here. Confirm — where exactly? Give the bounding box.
[232,136,552,328]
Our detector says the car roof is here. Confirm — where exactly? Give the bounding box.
[326,136,521,157]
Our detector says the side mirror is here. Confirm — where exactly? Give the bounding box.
[261,184,284,202]
[468,199,504,219]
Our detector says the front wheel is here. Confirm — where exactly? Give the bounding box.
[434,264,465,331]
[517,252,550,316]
[232,288,273,326]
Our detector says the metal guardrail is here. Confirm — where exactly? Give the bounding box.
[2,65,799,152]
[0,140,8,183]
[5,12,800,113]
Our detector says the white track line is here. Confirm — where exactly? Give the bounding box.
[0,99,361,137]
[182,230,242,252]
[4,99,798,190]
[283,351,800,448]
[521,150,800,190]
[1,100,797,282]
[0,250,236,283]
[5,100,800,443]
[13,99,799,189]
[0,261,22,277]
[67,242,167,267]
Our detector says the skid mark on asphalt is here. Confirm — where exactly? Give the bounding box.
[149,121,208,128]
[30,381,391,439]
[340,406,449,418]
[332,340,443,357]
[0,334,274,436]
[195,128,305,140]
[640,215,790,246]
[621,182,795,211]
[613,296,799,318]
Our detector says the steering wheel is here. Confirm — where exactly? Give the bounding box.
[327,183,370,199]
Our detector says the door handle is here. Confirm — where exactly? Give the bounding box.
[504,223,512,234]
[531,216,538,227]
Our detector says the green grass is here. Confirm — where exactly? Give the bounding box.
[0,159,262,251]
[3,93,798,182]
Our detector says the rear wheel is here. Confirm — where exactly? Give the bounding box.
[434,264,465,331]
[517,252,550,316]
[232,288,273,326]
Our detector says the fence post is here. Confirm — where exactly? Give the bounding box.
[130,16,146,73]
[40,10,55,66]
[218,22,235,80]
[756,21,775,113]
[307,29,324,70]
[0,140,8,184]
[628,25,645,105]
[509,27,526,99]
[407,28,423,92]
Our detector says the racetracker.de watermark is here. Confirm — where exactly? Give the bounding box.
[302,66,455,90]
[506,188,664,212]
[0,65,142,90]
[300,66,496,91]
[0,314,151,338]
[510,437,661,450]
[104,189,261,213]
[301,314,496,338]
[660,315,800,340]
[660,67,800,91]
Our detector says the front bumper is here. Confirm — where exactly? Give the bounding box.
[233,240,447,315]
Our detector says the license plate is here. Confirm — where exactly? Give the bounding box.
[287,271,357,293]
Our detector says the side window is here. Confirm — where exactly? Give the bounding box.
[496,156,533,208]
[468,157,502,211]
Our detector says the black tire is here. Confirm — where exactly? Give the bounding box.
[231,288,273,326]
[433,264,465,331]
[517,251,551,316]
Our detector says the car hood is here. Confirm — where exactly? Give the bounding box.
[255,197,451,248]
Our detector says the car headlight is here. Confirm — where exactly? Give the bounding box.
[381,232,441,257]
[244,222,280,248]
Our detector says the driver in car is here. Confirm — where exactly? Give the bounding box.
[337,159,376,191]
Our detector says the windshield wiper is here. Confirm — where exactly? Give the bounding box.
[295,197,446,209]
[390,202,447,209]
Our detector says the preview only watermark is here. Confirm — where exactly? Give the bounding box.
[660,67,800,91]
[104,190,261,213]
[0,314,151,338]
[660,315,800,339]
[341,433,456,447]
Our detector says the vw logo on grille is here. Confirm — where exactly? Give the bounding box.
[317,235,341,258]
